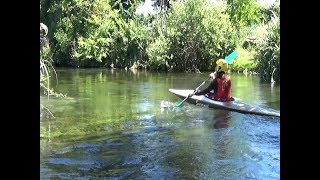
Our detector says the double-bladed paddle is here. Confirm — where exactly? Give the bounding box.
[176,50,239,107]
[225,51,239,64]
[176,77,210,107]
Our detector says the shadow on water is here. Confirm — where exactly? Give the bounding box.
[212,109,232,129]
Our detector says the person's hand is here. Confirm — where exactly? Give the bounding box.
[209,72,216,79]
[191,89,200,96]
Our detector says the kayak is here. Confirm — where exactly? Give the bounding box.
[169,89,280,117]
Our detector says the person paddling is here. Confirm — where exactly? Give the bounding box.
[193,59,234,102]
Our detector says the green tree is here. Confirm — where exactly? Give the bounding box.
[227,0,262,27]
[46,0,148,68]
[260,1,280,23]
[147,0,237,71]
[255,9,280,82]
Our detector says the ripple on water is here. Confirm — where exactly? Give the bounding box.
[41,107,280,179]
[231,113,280,179]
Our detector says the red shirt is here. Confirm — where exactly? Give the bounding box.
[210,75,234,102]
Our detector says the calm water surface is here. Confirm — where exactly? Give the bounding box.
[40,68,280,179]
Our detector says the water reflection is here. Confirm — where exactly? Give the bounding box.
[212,109,232,129]
[211,109,233,162]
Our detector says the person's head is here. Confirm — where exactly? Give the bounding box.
[215,59,228,76]
[214,59,228,78]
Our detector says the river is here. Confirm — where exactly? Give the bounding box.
[40,68,280,179]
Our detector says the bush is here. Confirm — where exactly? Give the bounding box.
[254,12,280,82]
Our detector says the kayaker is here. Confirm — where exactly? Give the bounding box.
[193,59,234,102]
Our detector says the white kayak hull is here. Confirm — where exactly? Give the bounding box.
[169,89,280,117]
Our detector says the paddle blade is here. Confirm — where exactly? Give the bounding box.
[176,101,183,107]
[225,51,239,63]
[176,94,192,107]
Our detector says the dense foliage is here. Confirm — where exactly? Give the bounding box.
[227,0,262,27]
[40,0,280,81]
[147,0,237,71]
[255,2,280,82]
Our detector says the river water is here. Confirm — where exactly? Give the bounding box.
[40,68,280,179]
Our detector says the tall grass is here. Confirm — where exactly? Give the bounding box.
[254,12,280,82]
[40,46,65,119]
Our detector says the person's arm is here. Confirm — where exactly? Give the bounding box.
[195,80,216,95]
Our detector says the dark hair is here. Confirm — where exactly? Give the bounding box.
[216,71,225,78]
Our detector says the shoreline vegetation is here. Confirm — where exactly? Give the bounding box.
[40,0,280,98]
